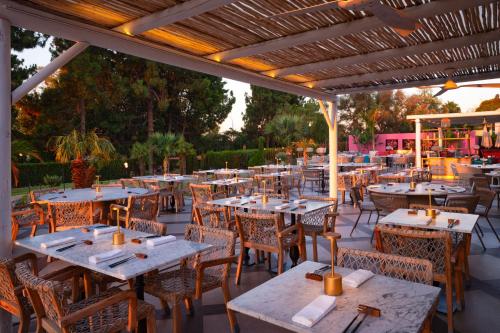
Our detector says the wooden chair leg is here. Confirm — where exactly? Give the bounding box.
[172,302,182,333]
[277,251,284,275]
[160,299,171,316]
[311,233,318,262]
[184,297,194,316]
[18,313,31,333]
[445,279,454,333]
[11,223,19,242]
[222,281,239,333]
[147,309,157,333]
[235,248,244,285]
[267,252,272,271]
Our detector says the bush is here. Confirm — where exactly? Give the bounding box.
[43,174,62,187]
[248,137,265,166]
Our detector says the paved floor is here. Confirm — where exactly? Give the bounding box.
[12,184,500,333]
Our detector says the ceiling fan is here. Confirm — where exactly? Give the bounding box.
[265,0,422,37]
[419,68,500,97]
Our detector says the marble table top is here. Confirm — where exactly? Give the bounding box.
[207,197,334,216]
[257,172,300,178]
[133,175,194,183]
[38,187,149,203]
[380,208,479,234]
[463,163,500,170]
[367,182,466,196]
[202,178,253,186]
[15,225,211,280]
[255,164,300,170]
[228,261,439,333]
[213,169,251,175]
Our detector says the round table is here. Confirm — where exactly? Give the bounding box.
[38,187,149,203]
[367,183,466,205]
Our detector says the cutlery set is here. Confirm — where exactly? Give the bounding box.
[342,304,381,333]
[305,265,331,281]
[109,253,148,268]
[56,240,93,252]
[447,218,460,229]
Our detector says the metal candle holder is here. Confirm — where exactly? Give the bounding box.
[112,208,125,245]
[324,232,342,296]
[262,180,268,204]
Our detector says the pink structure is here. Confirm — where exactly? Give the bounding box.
[348,132,477,154]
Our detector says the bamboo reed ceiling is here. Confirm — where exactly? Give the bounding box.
[14,0,500,95]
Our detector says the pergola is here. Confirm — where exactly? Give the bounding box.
[0,0,499,285]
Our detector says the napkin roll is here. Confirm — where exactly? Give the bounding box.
[275,204,290,210]
[293,199,307,204]
[343,269,375,288]
[89,249,123,264]
[93,226,117,236]
[41,237,75,249]
[225,199,240,204]
[292,295,336,327]
[146,235,176,247]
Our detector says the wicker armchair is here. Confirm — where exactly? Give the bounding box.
[29,187,59,230]
[194,203,234,230]
[368,192,408,241]
[144,225,238,333]
[338,173,355,204]
[11,208,40,241]
[109,192,159,228]
[470,176,490,191]
[445,194,485,250]
[349,186,378,236]
[190,184,226,223]
[16,263,156,333]
[298,195,338,262]
[48,201,102,232]
[234,212,304,284]
[374,225,464,333]
[143,179,183,212]
[128,218,167,235]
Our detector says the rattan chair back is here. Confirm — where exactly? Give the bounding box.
[48,201,98,231]
[370,192,408,214]
[409,203,469,214]
[337,247,433,284]
[194,203,233,230]
[444,195,480,213]
[128,218,167,235]
[126,193,159,223]
[190,183,215,206]
[475,187,496,211]
[234,212,285,251]
[299,195,338,232]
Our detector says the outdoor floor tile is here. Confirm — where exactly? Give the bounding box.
[469,254,500,281]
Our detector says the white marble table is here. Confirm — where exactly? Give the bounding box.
[15,225,211,280]
[213,168,251,176]
[461,163,500,170]
[133,175,194,183]
[202,178,252,187]
[380,208,479,234]
[38,187,149,203]
[367,183,465,196]
[228,261,440,333]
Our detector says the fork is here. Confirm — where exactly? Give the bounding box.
[342,305,368,333]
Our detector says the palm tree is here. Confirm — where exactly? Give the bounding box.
[148,132,178,174]
[48,129,116,188]
[175,135,195,175]
[11,140,42,187]
[265,114,307,148]
[130,142,150,176]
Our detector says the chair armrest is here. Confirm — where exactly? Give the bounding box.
[41,265,87,281]
[195,255,238,297]
[109,203,128,212]
[60,290,137,328]
[11,208,37,217]
[278,224,299,238]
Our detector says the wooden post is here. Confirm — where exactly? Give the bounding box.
[0,17,12,333]
[328,97,338,199]
[415,119,422,168]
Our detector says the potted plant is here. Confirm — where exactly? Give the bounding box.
[48,129,116,188]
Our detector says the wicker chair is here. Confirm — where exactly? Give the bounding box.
[374,225,464,333]
[445,194,485,250]
[194,203,234,230]
[128,218,167,235]
[368,192,408,241]
[110,192,159,228]
[16,262,156,333]
[48,201,102,232]
[29,188,59,230]
[353,156,365,163]
[298,195,338,262]
[11,208,40,241]
[143,179,183,212]
[338,173,356,204]
[234,212,304,284]
[190,184,226,223]
[349,186,378,236]
[470,176,490,191]
[301,169,321,192]
[235,178,254,197]
[144,225,238,333]
[474,188,500,243]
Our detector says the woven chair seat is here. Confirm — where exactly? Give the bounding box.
[302,223,323,234]
[64,287,154,333]
[145,267,221,302]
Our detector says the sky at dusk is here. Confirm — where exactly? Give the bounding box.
[15,41,500,132]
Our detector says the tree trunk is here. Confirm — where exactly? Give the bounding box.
[147,97,154,174]
[139,161,145,176]
[78,99,86,135]
[163,158,169,175]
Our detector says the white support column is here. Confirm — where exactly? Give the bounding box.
[11,42,89,104]
[0,18,12,333]
[415,119,422,168]
[328,97,338,199]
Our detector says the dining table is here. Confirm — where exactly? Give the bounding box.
[15,225,211,333]
[227,261,440,333]
[207,196,335,266]
[133,174,194,183]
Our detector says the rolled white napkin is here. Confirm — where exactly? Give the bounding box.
[294,199,308,204]
[93,226,117,236]
[343,269,375,288]
[292,295,336,327]
[146,235,176,247]
[41,237,75,249]
[89,249,124,264]
[275,203,290,210]
[225,199,240,204]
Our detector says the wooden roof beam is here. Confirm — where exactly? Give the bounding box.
[307,55,500,88]
[330,71,500,95]
[262,29,500,77]
[114,0,236,35]
[206,0,495,62]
